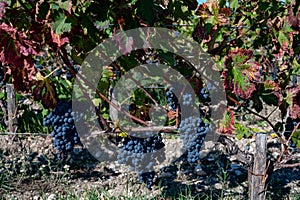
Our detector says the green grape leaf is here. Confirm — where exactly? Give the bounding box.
[278,31,289,47]
[36,1,50,21]
[232,66,249,92]
[57,0,72,13]
[292,131,300,147]
[92,98,102,107]
[52,13,71,34]
[236,133,244,140]
[218,109,235,134]
[234,123,252,139]
[292,58,300,74]
[261,93,278,106]
[229,0,239,11]
[102,113,110,120]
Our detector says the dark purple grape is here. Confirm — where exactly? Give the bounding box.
[43,100,83,159]
[166,88,178,111]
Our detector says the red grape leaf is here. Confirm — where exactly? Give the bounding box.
[0,23,38,91]
[222,49,260,99]
[287,86,300,119]
[32,73,58,109]
[218,108,235,134]
[276,86,300,120]
[49,29,69,52]
[112,30,133,55]
[264,80,279,91]
[288,4,300,30]
[0,0,8,20]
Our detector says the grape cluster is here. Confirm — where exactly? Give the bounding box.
[269,65,278,81]
[65,64,81,80]
[43,100,82,160]
[117,133,165,188]
[118,134,164,167]
[285,117,300,149]
[292,75,298,87]
[34,56,81,80]
[138,171,156,189]
[166,88,178,111]
[0,73,3,86]
[182,93,192,105]
[52,64,63,77]
[34,56,44,70]
[179,115,209,164]
[199,87,210,103]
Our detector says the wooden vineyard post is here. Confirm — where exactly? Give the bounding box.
[249,132,267,200]
[6,84,18,133]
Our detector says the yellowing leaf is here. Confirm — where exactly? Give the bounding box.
[270,133,278,138]
[118,131,128,138]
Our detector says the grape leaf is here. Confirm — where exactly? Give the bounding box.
[0,23,38,91]
[50,29,69,51]
[261,93,278,106]
[0,0,8,20]
[292,131,300,147]
[278,31,289,47]
[225,49,260,99]
[52,13,71,34]
[57,0,72,14]
[287,86,300,119]
[32,72,58,109]
[218,108,235,134]
[292,58,300,74]
[35,1,50,22]
[277,86,300,120]
[234,123,251,140]
[229,0,239,11]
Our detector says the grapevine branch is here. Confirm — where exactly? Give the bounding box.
[0,99,7,126]
[59,48,150,128]
[275,122,300,166]
[59,49,112,131]
[17,0,34,19]
[129,76,161,108]
[227,96,276,131]
[109,56,166,111]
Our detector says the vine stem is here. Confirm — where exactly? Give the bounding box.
[275,121,300,167]
[227,96,276,131]
[0,99,8,126]
[59,48,150,128]
[59,49,111,131]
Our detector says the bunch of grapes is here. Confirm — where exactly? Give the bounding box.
[0,74,3,86]
[166,87,178,111]
[182,93,192,105]
[34,56,45,70]
[269,64,278,81]
[65,64,81,80]
[43,100,82,160]
[285,117,300,149]
[199,87,210,104]
[0,64,8,86]
[34,55,81,80]
[117,133,165,188]
[179,115,209,164]
[138,171,156,189]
